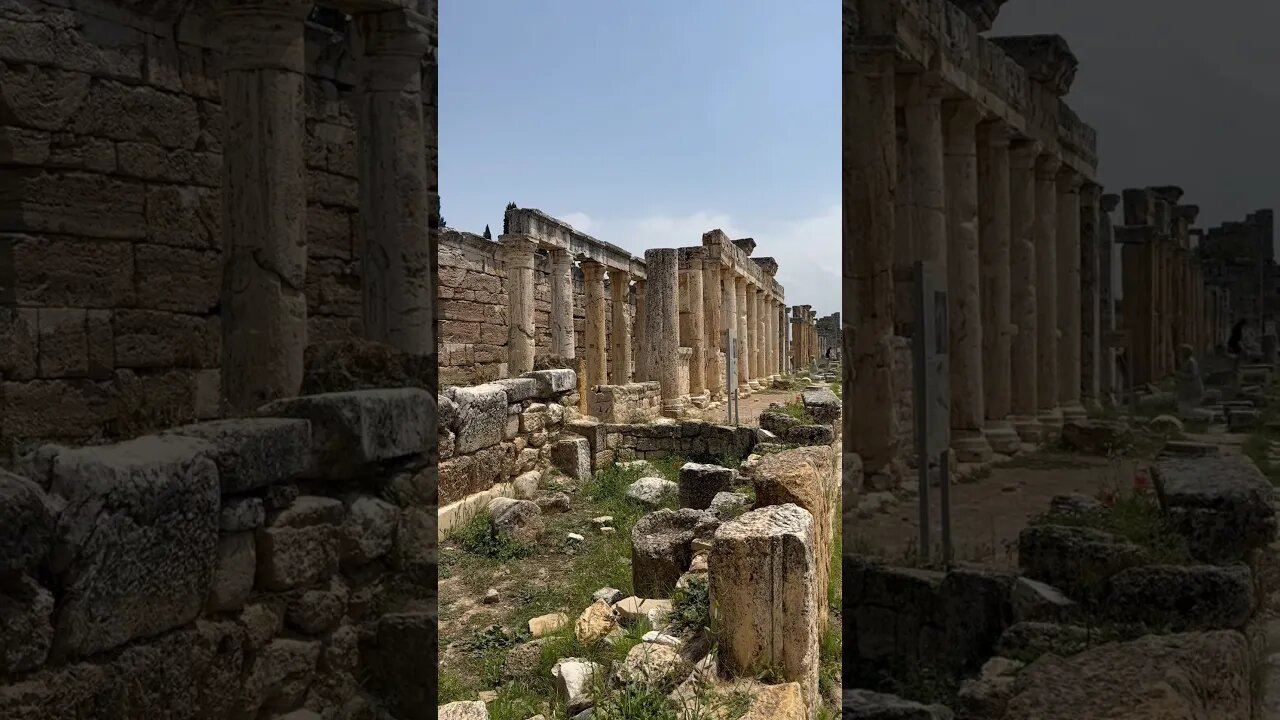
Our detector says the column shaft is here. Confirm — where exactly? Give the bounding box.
[687,260,707,396]
[582,261,607,389]
[215,0,311,412]
[610,269,631,385]
[977,121,1018,452]
[501,236,538,376]
[1057,169,1085,421]
[645,249,682,415]
[722,267,737,386]
[703,261,723,400]
[634,279,647,380]
[1099,194,1119,402]
[943,99,992,462]
[1009,141,1040,439]
[1079,183,1102,408]
[736,277,749,386]
[1035,154,1061,427]
[550,250,575,359]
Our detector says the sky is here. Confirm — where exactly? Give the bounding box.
[995,1,1280,236]
[438,1,840,316]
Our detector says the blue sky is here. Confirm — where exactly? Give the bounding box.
[439,1,840,315]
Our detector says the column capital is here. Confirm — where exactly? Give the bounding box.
[1056,166,1083,193]
[548,247,574,270]
[902,70,947,106]
[1035,153,1062,180]
[354,8,432,88]
[579,259,606,279]
[942,98,982,131]
[1010,138,1042,165]
[1101,193,1121,212]
[977,119,1013,147]
[213,0,311,71]
[608,267,631,283]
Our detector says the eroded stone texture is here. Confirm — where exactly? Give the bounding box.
[167,417,311,492]
[843,689,955,719]
[1018,524,1146,600]
[0,469,60,575]
[710,504,819,713]
[677,462,737,510]
[1151,455,1278,562]
[0,574,54,674]
[47,435,220,660]
[1102,564,1254,631]
[631,508,719,597]
[990,34,1080,97]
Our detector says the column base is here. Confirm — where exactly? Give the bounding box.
[748,380,762,391]
[661,398,687,418]
[1061,402,1088,424]
[983,420,1022,454]
[688,392,711,409]
[951,429,993,464]
[1036,408,1063,439]
[1010,415,1043,443]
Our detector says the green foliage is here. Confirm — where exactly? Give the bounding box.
[1031,483,1193,564]
[668,576,711,634]
[503,201,517,234]
[483,224,492,239]
[464,624,531,653]
[780,400,816,424]
[453,511,534,561]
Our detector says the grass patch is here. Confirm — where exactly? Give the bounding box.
[1243,433,1280,485]
[1031,485,1193,564]
[818,624,841,703]
[780,400,816,424]
[668,576,711,634]
[454,510,535,561]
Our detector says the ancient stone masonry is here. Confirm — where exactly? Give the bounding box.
[1199,209,1276,346]
[847,0,1100,481]
[0,0,440,456]
[438,208,789,415]
[817,312,842,362]
[791,305,821,372]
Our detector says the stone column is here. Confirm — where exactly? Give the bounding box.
[1079,183,1102,409]
[214,0,312,412]
[736,276,749,388]
[1099,194,1119,403]
[848,46,900,482]
[703,260,723,400]
[767,298,777,377]
[943,99,992,463]
[906,71,948,268]
[1009,140,1040,441]
[354,8,433,355]
[499,236,538,377]
[1057,168,1086,422]
[645,249,681,415]
[747,286,760,384]
[1035,154,1062,430]
[610,268,631,385]
[722,267,737,361]
[755,289,766,382]
[581,260,608,390]
[549,249,575,360]
[977,121,1019,453]
[634,279,647,380]
[686,259,707,398]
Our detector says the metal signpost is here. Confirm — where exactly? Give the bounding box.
[725,330,740,425]
[1104,329,1132,409]
[913,261,951,567]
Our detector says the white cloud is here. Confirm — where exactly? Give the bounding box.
[560,206,841,317]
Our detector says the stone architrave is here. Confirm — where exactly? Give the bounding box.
[977,120,1019,453]
[686,259,706,396]
[736,277,750,387]
[1035,153,1062,429]
[1057,168,1086,422]
[847,46,900,481]
[645,249,682,416]
[1009,140,1041,441]
[703,260,723,399]
[550,249,575,360]
[943,99,992,463]
[354,8,433,356]
[610,268,632,385]
[214,0,313,412]
[581,261,608,390]
[710,504,820,715]
[500,235,539,377]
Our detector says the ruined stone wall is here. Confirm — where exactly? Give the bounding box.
[0,388,439,719]
[817,313,842,359]
[1200,210,1277,330]
[588,382,662,424]
[0,2,437,458]
[437,230,626,386]
[437,369,578,506]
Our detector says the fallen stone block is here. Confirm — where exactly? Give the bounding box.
[524,368,577,395]
[551,437,592,481]
[552,657,599,715]
[1102,564,1254,631]
[167,417,311,492]
[632,508,720,597]
[1010,577,1080,624]
[677,462,737,510]
[1017,524,1146,600]
[842,688,954,719]
[801,386,840,423]
[0,574,54,674]
[487,496,543,543]
[258,389,434,478]
[1152,454,1278,563]
[438,701,489,720]
[0,469,60,575]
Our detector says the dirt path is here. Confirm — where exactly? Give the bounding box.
[684,387,808,427]
[849,452,1145,569]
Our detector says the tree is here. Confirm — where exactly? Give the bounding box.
[503,202,517,234]
[483,224,492,240]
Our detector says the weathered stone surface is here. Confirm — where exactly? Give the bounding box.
[627,476,678,507]
[1060,421,1132,455]
[801,386,841,423]
[168,417,311,492]
[255,525,338,592]
[0,574,54,674]
[711,504,819,712]
[47,435,219,659]
[575,600,618,645]
[995,620,1091,660]
[445,383,507,453]
[502,637,549,679]
[525,368,576,395]
[552,657,599,714]
[1152,455,1278,563]
[842,689,954,719]
[258,389,433,478]
[614,641,690,689]
[989,34,1079,96]
[438,701,489,720]
[487,497,543,544]
[300,338,436,395]
[285,576,348,635]
[0,469,59,575]
[376,612,436,719]
[1047,493,1104,517]
[269,496,344,528]
[788,423,836,445]
[1158,440,1221,458]
[631,508,720,597]
[1102,564,1254,631]
[339,495,399,566]
[1003,631,1249,719]
[1010,577,1080,624]
[956,656,1022,720]
[243,637,321,713]
[206,531,255,613]
[677,462,737,510]
[220,496,265,532]
[742,681,808,719]
[708,491,751,519]
[1018,524,1146,599]
[551,437,592,481]
[529,612,569,637]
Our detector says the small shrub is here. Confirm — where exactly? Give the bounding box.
[454,511,534,561]
[669,576,711,634]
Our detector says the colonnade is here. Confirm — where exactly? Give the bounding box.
[791,306,820,371]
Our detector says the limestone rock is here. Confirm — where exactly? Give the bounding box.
[626,476,678,507]
[593,587,623,605]
[244,637,321,713]
[46,435,220,659]
[740,681,807,719]
[255,524,339,592]
[1017,523,1146,600]
[258,389,434,478]
[269,496,345,528]
[677,462,737,510]
[1151,454,1278,563]
[995,621,1090,660]
[615,642,691,689]
[708,491,751,519]
[1158,440,1221,459]
[529,612,569,637]
[207,531,256,612]
[535,491,571,513]
[167,417,311,492]
[503,637,549,679]
[631,508,720,597]
[551,437,592,482]
[842,688,954,718]
[552,657,600,714]
[445,383,508,453]
[787,423,836,445]
[1010,577,1080,624]
[488,497,544,543]
[1002,630,1249,719]
[615,596,673,624]
[220,496,266,532]
[525,368,576,395]
[0,469,59,575]
[801,386,840,423]
[0,574,54,673]
[1047,493,1104,517]
[759,409,801,437]
[1102,564,1254,630]
[339,495,400,566]
[286,576,349,635]
[438,700,489,719]
[575,600,619,645]
[1060,421,1132,456]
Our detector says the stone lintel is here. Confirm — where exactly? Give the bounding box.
[950,0,1010,31]
[989,34,1079,97]
[753,257,779,276]
[506,207,645,279]
[732,238,758,256]
[1149,186,1185,204]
